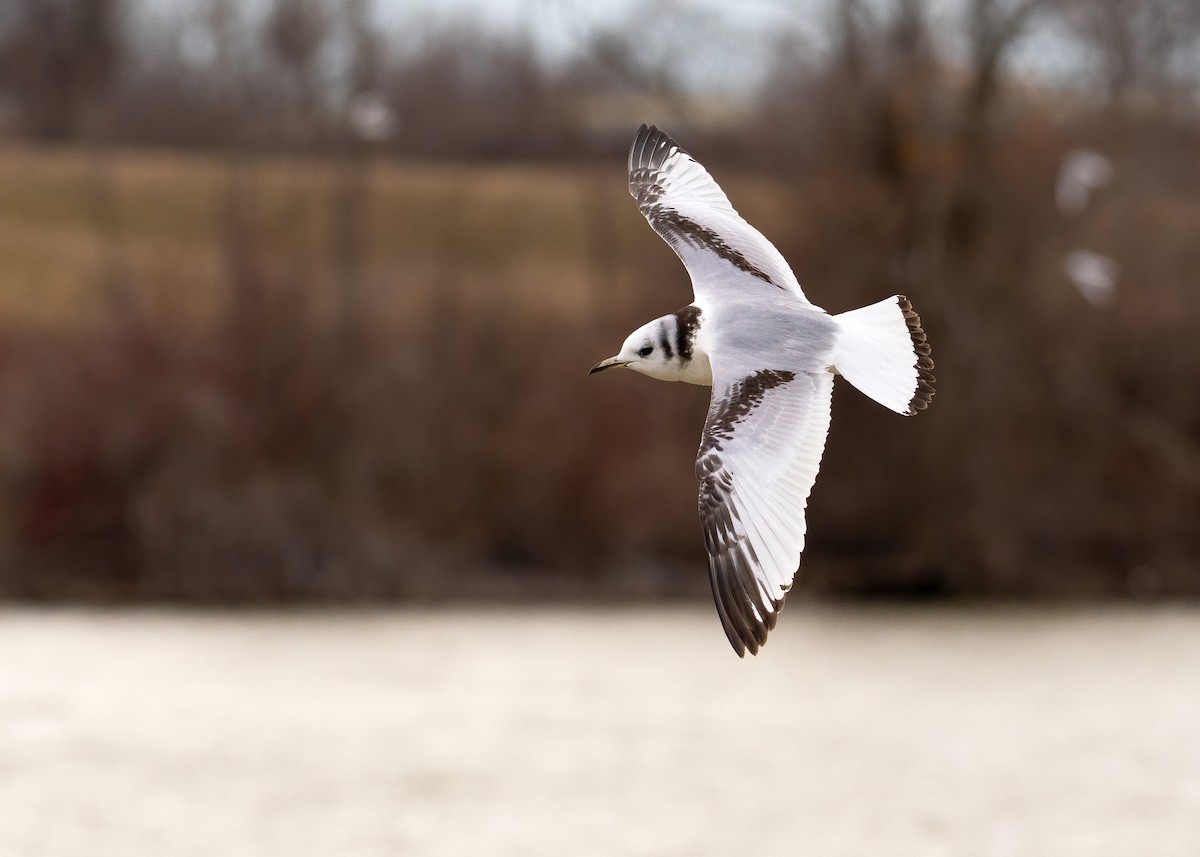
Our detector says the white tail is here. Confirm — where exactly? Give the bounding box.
[832,295,935,415]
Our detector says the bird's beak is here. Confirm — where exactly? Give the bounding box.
[589,356,630,375]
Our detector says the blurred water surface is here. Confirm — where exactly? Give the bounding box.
[3,605,1199,857]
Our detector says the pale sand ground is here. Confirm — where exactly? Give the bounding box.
[2,605,1199,857]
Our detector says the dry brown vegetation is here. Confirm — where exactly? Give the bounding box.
[0,131,1197,603]
[0,150,719,601]
[0,0,1198,602]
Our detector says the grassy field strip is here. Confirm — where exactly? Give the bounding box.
[0,147,801,327]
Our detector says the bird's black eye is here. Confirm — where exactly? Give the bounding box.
[638,345,654,357]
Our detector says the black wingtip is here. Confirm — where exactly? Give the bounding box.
[707,547,785,658]
[711,571,747,657]
[629,123,686,173]
[629,123,652,172]
[898,295,936,415]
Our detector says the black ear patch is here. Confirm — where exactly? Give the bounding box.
[659,319,674,358]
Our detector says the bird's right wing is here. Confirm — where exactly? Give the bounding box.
[629,124,812,305]
[696,365,834,656]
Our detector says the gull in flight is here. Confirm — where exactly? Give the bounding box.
[591,125,935,656]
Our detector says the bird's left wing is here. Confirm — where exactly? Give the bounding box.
[629,124,812,305]
[696,365,834,656]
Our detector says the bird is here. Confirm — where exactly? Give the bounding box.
[1063,249,1119,307]
[1055,148,1113,217]
[590,124,935,657]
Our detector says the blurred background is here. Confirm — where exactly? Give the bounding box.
[3,2,1200,856]
[0,0,1198,604]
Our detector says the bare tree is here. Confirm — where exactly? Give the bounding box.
[945,0,1064,260]
[0,0,123,140]
[331,0,386,344]
[265,0,330,144]
[1063,0,1200,108]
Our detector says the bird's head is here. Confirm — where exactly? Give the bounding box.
[590,317,680,381]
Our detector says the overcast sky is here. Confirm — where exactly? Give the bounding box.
[379,0,1090,86]
[141,0,1095,94]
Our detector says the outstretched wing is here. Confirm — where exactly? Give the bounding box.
[629,123,811,304]
[697,367,834,656]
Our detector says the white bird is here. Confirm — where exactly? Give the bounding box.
[1056,149,1113,216]
[1063,249,1119,307]
[591,125,935,656]
[348,92,399,143]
